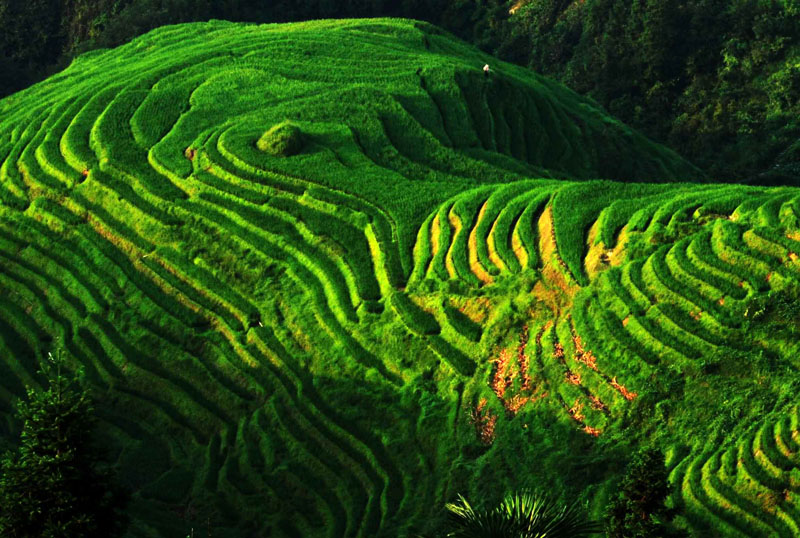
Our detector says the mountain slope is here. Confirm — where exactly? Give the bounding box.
[0,18,797,537]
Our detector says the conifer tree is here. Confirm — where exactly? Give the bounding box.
[0,351,126,537]
[605,448,682,538]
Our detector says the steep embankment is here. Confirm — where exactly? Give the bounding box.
[0,18,797,537]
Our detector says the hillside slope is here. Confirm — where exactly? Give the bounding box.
[0,18,798,537]
[503,0,800,184]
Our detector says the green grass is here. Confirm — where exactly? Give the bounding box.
[4,17,800,538]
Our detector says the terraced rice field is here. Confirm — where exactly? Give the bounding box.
[2,17,800,536]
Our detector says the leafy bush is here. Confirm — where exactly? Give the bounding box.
[605,448,680,538]
[257,121,305,157]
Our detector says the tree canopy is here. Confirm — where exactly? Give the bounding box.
[0,352,126,537]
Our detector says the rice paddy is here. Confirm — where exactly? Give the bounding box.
[1,17,799,537]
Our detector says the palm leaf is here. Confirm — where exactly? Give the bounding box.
[440,490,600,538]
[444,494,518,538]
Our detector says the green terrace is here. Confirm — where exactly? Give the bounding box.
[1,17,800,537]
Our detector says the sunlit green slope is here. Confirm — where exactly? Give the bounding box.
[1,18,799,538]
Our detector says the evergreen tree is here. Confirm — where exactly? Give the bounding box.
[605,448,682,538]
[0,351,127,537]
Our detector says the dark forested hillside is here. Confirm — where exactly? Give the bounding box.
[503,0,800,185]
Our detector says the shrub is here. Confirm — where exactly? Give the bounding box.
[256,121,305,157]
[605,448,682,538]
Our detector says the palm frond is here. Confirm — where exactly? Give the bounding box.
[444,494,520,538]
[442,490,600,538]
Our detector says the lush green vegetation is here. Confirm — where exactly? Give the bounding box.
[2,18,800,537]
[0,0,508,99]
[427,490,600,537]
[0,352,126,536]
[257,121,306,157]
[4,1,799,184]
[605,448,678,537]
[503,0,800,184]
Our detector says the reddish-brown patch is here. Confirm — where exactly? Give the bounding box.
[486,325,544,419]
[718,297,725,306]
[589,394,607,411]
[572,331,584,354]
[567,317,599,371]
[185,147,196,160]
[583,425,602,437]
[568,399,585,422]
[565,370,582,385]
[517,325,532,391]
[621,315,630,327]
[504,394,531,416]
[490,348,515,400]
[572,333,599,371]
[470,398,498,445]
[757,490,783,512]
[81,169,89,178]
[611,376,638,401]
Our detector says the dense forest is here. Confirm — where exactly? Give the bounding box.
[503,1,800,184]
[2,0,798,183]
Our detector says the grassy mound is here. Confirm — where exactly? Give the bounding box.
[0,18,797,538]
[257,121,305,156]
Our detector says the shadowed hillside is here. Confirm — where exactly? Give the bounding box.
[1,18,799,537]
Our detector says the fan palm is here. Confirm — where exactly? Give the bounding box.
[440,490,600,538]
